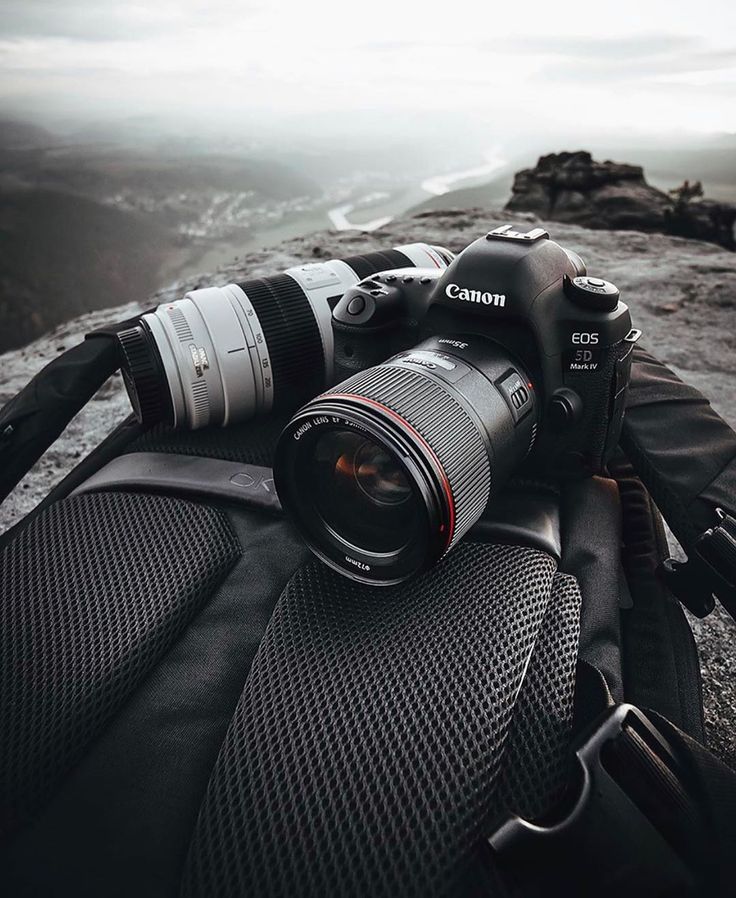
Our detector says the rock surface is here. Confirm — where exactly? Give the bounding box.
[506,151,736,249]
[1,207,735,766]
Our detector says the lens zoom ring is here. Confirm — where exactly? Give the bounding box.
[326,365,491,548]
[237,275,323,407]
[340,249,413,280]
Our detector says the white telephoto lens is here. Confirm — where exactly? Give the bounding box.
[127,244,454,429]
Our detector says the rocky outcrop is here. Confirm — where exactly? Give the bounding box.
[505,151,735,249]
[666,197,736,250]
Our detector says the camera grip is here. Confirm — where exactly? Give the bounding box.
[332,322,416,384]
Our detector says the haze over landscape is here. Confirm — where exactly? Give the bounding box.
[1,1,735,349]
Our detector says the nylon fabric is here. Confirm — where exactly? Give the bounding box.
[181,542,581,898]
[0,491,241,839]
[622,347,736,553]
[127,415,289,466]
[0,335,120,504]
[496,573,582,820]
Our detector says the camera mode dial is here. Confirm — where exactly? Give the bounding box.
[564,275,620,312]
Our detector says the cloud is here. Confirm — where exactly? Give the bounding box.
[343,33,736,88]
[0,1,263,42]
[500,33,696,59]
[0,2,733,137]
[523,35,736,83]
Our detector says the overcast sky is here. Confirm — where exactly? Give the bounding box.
[0,0,734,142]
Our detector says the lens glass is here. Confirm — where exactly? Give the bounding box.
[307,428,419,554]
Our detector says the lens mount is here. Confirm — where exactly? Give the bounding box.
[117,322,173,426]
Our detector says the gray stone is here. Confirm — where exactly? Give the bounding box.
[506,151,736,249]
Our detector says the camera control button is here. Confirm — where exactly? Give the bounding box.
[498,371,533,423]
[565,275,620,312]
[347,295,367,316]
[549,389,583,429]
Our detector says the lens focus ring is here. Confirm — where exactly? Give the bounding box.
[237,274,324,408]
[325,364,491,551]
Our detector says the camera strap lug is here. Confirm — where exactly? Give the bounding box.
[488,704,700,897]
[661,508,736,618]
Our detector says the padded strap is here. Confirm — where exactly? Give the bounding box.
[0,336,120,504]
[181,542,581,897]
[622,347,736,553]
[0,310,154,507]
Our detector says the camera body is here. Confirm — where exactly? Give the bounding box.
[119,223,641,585]
[331,225,638,478]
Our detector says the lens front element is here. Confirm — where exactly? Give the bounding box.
[352,438,413,506]
[310,429,418,555]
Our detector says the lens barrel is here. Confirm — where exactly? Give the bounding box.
[274,336,537,585]
[119,244,449,429]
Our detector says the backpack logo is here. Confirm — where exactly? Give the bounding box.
[445,283,506,307]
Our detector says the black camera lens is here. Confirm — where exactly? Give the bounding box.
[274,336,538,585]
[352,438,413,506]
[309,430,417,554]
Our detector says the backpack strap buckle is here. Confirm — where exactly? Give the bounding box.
[488,704,699,897]
[662,508,736,618]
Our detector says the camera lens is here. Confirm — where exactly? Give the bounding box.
[274,336,538,585]
[352,438,413,506]
[118,244,451,430]
[310,430,418,554]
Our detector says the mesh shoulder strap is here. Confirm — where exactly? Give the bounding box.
[181,542,581,897]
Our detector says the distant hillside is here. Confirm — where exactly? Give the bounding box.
[0,119,56,150]
[0,146,319,208]
[0,129,324,350]
[406,173,513,216]
[0,188,172,351]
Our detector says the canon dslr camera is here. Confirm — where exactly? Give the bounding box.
[120,225,639,586]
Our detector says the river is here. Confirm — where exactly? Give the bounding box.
[327,150,507,232]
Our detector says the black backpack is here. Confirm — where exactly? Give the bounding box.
[1,328,735,897]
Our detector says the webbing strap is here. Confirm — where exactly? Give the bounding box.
[181,542,581,897]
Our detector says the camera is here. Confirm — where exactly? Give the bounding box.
[273,225,640,585]
[119,224,639,587]
[117,243,452,429]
